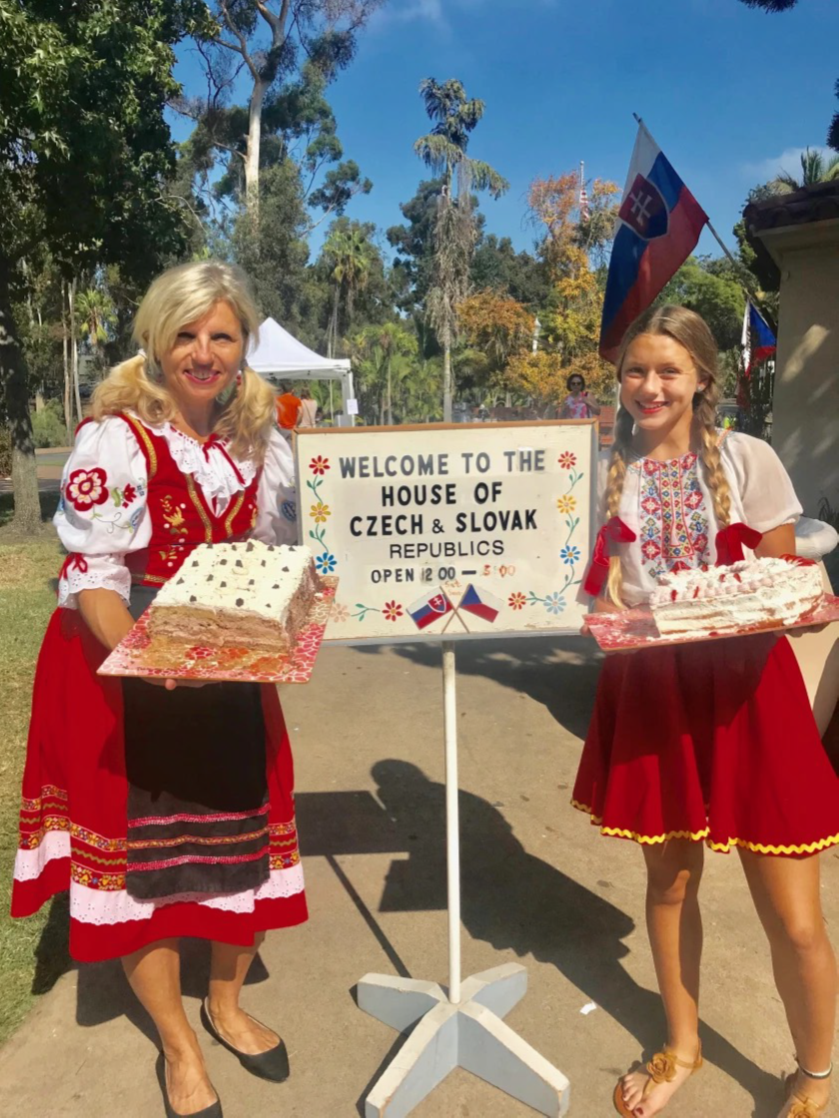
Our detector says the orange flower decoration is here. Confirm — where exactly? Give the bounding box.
[508,592,526,611]
[383,601,403,622]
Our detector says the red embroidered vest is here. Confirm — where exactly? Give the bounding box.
[119,414,261,586]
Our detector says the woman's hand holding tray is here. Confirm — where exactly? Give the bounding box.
[585,593,839,653]
[98,577,338,684]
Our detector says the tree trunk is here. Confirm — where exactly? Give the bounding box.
[328,285,340,360]
[386,356,393,426]
[62,280,71,434]
[69,277,81,424]
[245,77,268,226]
[443,341,453,423]
[0,247,41,533]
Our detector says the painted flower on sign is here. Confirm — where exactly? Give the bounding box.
[383,601,403,622]
[330,603,350,623]
[508,592,526,611]
[310,501,331,523]
[316,552,336,575]
[560,545,581,566]
[556,495,576,514]
[545,592,567,616]
[558,452,577,470]
[310,456,330,476]
[66,467,109,511]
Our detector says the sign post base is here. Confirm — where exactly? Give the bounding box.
[357,963,570,1118]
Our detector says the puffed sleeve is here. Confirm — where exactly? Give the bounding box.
[55,416,151,608]
[252,429,298,547]
[722,432,802,534]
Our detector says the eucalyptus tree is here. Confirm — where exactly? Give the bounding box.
[0,0,209,532]
[413,78,508,421]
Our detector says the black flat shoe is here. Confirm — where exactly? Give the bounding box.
[200,999,290,1083]
[156,1053,223,1118]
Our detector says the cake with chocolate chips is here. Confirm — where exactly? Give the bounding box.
[148,541,320,653]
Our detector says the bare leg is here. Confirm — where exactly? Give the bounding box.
[738,850,836,1116]
[619,839,704,1118]
[122,939,217,1115]
[206,933,280,1055]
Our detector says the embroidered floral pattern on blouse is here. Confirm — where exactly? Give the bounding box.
[636,453,710,580]
[66,467,109,511]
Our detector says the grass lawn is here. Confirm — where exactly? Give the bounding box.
[0,518,72,1044]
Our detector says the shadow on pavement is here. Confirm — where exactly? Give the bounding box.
[354,636,603,741]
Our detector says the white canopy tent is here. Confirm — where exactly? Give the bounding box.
[246,316,356,425]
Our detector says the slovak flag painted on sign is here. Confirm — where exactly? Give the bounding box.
[458,584,503,624]
[599,123,709,363]
[408,588,454,630]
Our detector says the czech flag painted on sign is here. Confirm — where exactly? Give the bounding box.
[458,584,502,624]
[408,588,453,630]
[599,123,708,363]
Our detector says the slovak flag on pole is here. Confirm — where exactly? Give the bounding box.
[599,122,709,363]
[408,588,454,631]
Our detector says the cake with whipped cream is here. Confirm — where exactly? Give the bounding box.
[650,556,824,637]
[148,541,319,653]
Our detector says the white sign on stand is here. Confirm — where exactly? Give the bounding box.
[297,421,597,644]
[295,422,596,1119]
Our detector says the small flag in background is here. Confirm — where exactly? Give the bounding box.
[408,588,453,631]
[599,122,709,363]
[458,584,503,624]
[579,184,591,223]
[738,300,777,410]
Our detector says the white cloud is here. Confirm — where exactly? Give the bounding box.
[379,0,446,24]
[741,146,835,183]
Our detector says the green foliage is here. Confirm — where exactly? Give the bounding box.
[658,256,746,352]
[0,427,11,477]
[30,400,67,449]
[769,148,839,192]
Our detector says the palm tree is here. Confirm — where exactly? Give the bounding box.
[770,148,839,193]
[322,224,375,358]
[414,78,508,421]
[352,323,418,424]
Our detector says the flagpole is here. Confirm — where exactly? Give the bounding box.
[631,113,777,331]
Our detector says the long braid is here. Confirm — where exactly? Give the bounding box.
[693,379,732,531]
[604,407,635,607]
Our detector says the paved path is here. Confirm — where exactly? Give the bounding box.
[0,449,70,495]
[1,635,835,1118]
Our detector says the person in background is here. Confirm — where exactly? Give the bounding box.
[298,388,318,429]
[275,382,301,438]
[560,373,601,419]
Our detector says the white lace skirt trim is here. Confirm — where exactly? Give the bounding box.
[14,830,70,881]
[67,863,305,926]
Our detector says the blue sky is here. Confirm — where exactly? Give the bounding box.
[173,0,839,262]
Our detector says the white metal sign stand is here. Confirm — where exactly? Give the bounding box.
[357,640,570,1118]
[295,422,595,1118]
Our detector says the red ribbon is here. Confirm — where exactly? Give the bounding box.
[582,516,637,596]
[714,522,763,566]
[59,553,89,580]
[202,433,245,487]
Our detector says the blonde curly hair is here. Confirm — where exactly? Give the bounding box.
[92,261,276,463]
[604,304,731,607]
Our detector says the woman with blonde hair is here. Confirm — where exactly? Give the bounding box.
[573,306,839,1118]
[12,261,305,1118]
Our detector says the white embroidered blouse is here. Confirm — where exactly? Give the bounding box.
[595,430,803,606]
[55,414,297,609]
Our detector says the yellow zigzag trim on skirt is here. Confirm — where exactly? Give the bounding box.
[570,799,839,855]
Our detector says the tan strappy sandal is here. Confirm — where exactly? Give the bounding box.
[613,1043,703,1118]
[781,1067,832,1119]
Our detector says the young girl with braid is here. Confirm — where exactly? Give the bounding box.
[574,306,839,1119]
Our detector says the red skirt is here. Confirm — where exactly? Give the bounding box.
[11,609,307,962]
[572,634,839,855]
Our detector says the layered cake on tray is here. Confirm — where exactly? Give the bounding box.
[649,555,824,638]
[148,541,320,654]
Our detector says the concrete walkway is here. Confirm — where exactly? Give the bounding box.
[1,635,836,1118]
